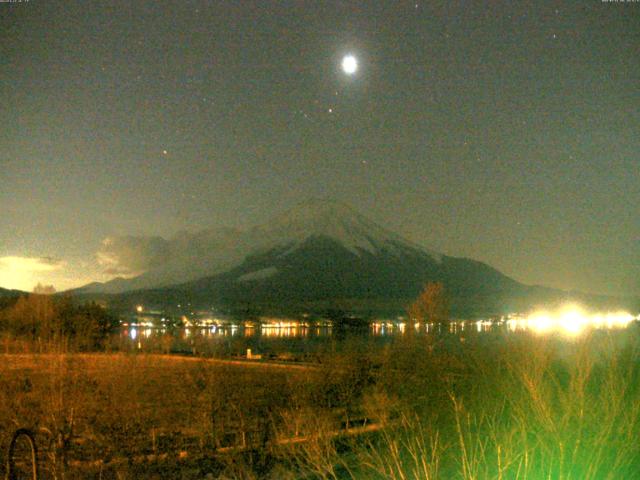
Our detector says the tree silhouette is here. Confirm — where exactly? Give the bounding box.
[0,294,118,350]
[33,282,56,295]
[407,282,449,324]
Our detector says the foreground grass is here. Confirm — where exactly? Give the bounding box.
[1,327,639,479]
[359,329,640,480]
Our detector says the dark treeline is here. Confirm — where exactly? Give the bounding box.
[0,293,118,351]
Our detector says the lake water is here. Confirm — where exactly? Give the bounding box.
[120,312,639,358]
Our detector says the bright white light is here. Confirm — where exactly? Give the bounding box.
[559,307,587,336]
[527,312,553,334]
[515,304,636,337]
[341,55,358,75]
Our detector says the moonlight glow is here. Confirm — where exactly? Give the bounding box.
[341,55,358,75]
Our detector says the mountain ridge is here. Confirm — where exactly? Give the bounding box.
[78,199,442,294]
[72,200,639,316]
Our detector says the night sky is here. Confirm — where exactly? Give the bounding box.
[1,1,638,295]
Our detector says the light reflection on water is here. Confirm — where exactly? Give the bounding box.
[121,307,638,354]
[122,324,335,342]
[123,317,637,343]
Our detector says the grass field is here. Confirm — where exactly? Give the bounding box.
[1,327,639,479]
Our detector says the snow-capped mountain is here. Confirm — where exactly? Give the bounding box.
[72,200,640,316]
[76,199,538,315]
[252,200,442,259]
[79,200,443,294]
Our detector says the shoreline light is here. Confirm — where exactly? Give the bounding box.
[518,305,636,336]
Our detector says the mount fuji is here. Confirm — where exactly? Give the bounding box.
[80,200,446,294]
[75,200,600,316]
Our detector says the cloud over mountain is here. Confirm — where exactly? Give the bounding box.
[97,236,169,276]
[81,200,452,297]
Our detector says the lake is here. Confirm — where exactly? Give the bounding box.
[119,308,639,359]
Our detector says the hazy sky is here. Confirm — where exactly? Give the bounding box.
[1,0,638,295]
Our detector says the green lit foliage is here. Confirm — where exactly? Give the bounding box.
[355,331,640,479]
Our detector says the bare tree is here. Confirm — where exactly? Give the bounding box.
[407,282,449,324]
[33,283,56,295]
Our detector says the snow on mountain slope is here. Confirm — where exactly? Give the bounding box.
[250,200,441,258]
[78,200,442,294]
[237,267,279,282]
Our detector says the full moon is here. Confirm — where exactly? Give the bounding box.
[341,55,358,75]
